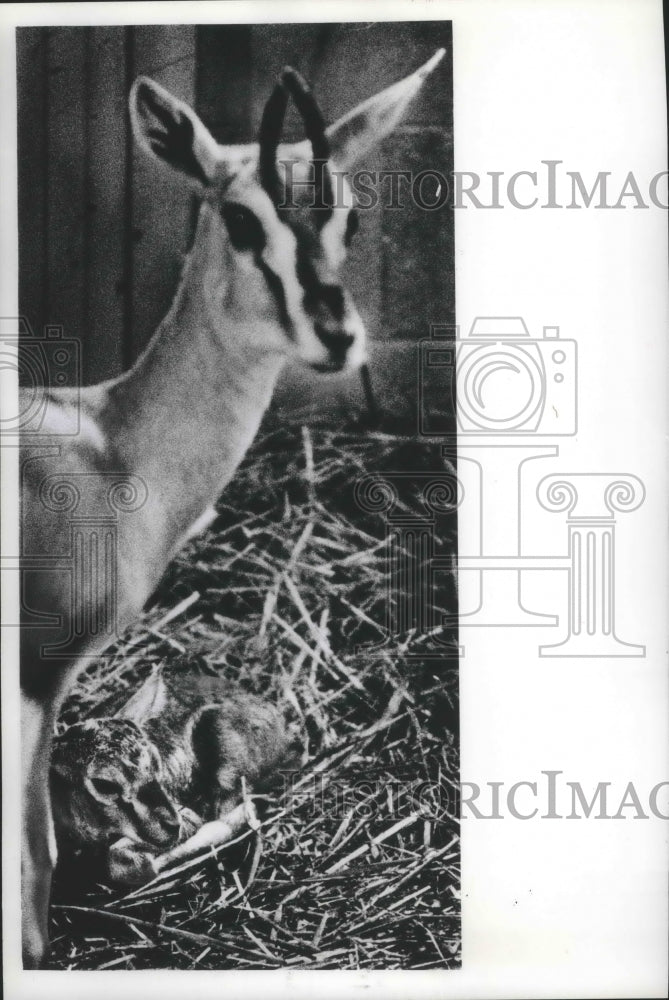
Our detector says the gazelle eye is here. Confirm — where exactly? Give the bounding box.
[345,208,359,247]
[91,777,121,798]
[222,202,266,253]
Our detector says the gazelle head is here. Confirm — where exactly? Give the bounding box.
[130,50,445,373]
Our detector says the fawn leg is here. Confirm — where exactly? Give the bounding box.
[154,802,258,872]
[106,837,160,886]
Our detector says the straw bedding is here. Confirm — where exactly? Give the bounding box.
[49,415,460,970]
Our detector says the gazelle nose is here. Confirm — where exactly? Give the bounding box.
[329,332,355,361]
[314,325,355,361]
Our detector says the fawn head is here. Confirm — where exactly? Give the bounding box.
[130,50,445,373]
[51,719,181,850]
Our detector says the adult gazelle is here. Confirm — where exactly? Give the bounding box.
[19,49,445,967]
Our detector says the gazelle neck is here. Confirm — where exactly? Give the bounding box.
[105,204,287,554]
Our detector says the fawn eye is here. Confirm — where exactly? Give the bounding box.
[222,202,266,252]
[136,781,167,808]
[91,776,121,798]
[344,208,359,247]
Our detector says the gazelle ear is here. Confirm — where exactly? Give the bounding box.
[327,49,446,171]
[130,76,220,187]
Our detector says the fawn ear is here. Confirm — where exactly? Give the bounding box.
[130,76,220,187]
[118,667,168,724]
[327,49,445,171]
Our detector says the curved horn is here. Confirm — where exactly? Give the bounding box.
[258,78,289,205]
[281,67,334,212]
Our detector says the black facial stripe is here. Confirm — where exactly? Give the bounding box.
[345,208,359,246]
[295,241,345,322]
[278,167,334,230]
[311,162,334,229]
[255,255,294,337]
[317,284,345,321]
[298,257,323,313]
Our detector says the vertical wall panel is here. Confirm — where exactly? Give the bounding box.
[381,126,454,338]
[134,25,195,73]
[85,26,126,383]
[129,26,196,361]
[17,27,47,340]
[196,25,252,144]
[379,22,454,338]
[315,21,453,342]
[250,24,333,140]
[45,28,88,350]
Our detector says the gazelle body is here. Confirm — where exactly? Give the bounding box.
[19,49,445,967]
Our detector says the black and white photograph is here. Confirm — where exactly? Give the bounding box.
[2,1,667,997]
[14,17,458,973]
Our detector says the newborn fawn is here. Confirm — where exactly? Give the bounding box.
[51,662,304,886]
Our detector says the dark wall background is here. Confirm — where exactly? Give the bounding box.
[17,22,453,400]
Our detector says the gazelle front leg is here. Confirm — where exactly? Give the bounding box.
[21,691,59,969]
